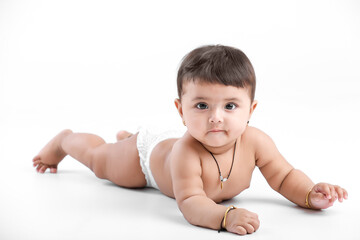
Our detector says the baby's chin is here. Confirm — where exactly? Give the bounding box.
[201,134,237,148]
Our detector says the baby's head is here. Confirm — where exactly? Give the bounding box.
[177,45,256,103]
[175,45,257,147]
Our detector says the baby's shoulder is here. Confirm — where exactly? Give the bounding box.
[170,133,203,174]
[243,126,280,163]
[243,126,270,142]
[172,132,202,159]
[242,126,275,150]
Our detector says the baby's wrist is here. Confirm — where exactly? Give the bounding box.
[218,205,236,232]
[305,186,314,209]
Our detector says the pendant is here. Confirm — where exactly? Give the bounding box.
[220,176,228,189]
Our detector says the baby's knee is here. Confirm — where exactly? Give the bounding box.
[93,162,107,179]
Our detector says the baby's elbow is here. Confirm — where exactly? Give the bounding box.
[177,193,196,210]
[277,168,295,193]
[177,196,204,226]
[177,197,195,221]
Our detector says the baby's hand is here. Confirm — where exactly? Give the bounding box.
[309,182,348,209]
[225,208,260,235]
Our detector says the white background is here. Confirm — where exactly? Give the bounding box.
[1,0,359,239]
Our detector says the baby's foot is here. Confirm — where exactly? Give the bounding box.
[116,130,133,141]
[32,129,72,173]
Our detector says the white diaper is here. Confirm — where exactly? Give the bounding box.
[136,127,184,189]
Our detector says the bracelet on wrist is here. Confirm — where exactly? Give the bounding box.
[218,205,237,233]
[305,186,314,209]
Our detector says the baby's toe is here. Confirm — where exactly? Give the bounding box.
[39,165,48,173]
[33,160,41,167]
[36,163,42,172]
[36,163,47,173]
[32,155,41,162]
[50,167,57,173]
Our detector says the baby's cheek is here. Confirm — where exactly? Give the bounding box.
[234,124,247,136]
[186,124,205,140]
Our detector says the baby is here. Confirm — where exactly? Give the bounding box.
[33,45,348,235]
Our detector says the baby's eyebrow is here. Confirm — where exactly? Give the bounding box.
[191,97,208,101]
[191,97,242,102]
[224,97,241,102]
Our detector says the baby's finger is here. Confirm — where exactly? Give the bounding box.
[243,223,255,234]
[335,186,347,202]
[334,186,342,202]
[312,192,326,203]
[343,188,349,199]
[329,185,337,200]
[315,183,331,199]
[234,226,247,235]
[249,217,260,231]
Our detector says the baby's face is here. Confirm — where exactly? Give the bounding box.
[176,81,256,148]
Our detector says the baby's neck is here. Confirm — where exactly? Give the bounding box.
[200,138,239,156]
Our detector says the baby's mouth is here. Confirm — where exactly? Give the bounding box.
[208,129,225,133]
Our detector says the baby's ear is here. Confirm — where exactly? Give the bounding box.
[174,98,183,118]
[249,100,258,117]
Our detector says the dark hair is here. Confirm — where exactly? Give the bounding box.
[177,45,256,102]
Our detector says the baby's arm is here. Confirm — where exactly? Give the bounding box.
[170,141,225,228]
[170,140,259,234]
[253,128,347,209]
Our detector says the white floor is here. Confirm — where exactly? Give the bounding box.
[0,122,359,240]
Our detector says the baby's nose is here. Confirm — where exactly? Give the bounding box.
[209,109,223,123]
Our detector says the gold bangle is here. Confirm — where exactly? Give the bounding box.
[305,186,314,209]
[222,205,237,229]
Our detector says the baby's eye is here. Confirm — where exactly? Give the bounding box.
[225,103,237,110]
[196,103,208,110]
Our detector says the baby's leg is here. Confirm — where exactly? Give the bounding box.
[33,129,146,188]
[116,130,133,141]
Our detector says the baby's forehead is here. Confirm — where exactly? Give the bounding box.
[181,81,251,100]
[182,80,249,91]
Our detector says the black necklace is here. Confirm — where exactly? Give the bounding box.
[203,140,237,189]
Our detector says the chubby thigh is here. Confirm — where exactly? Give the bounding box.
[101,133,147,188]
